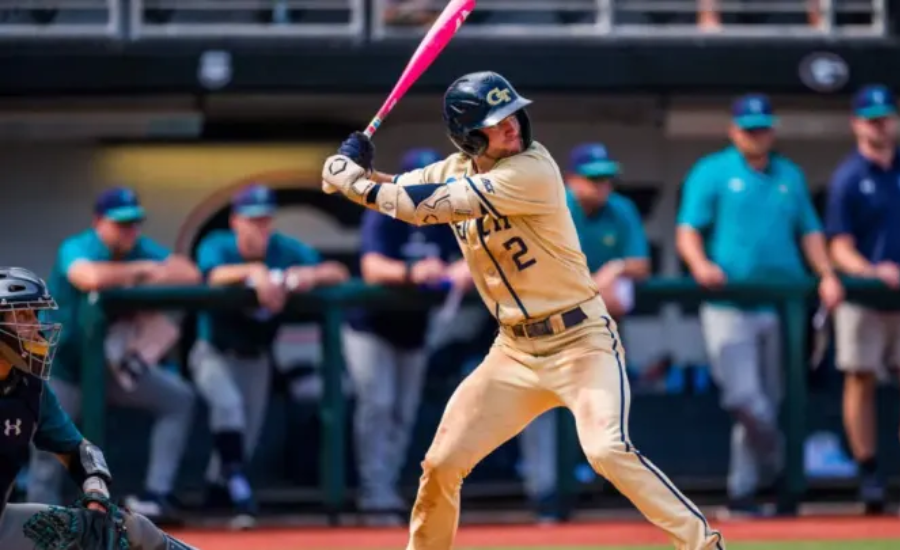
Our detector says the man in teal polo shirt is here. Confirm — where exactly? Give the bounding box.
[565,143,650,318]
[28,187,200,524]
[676,94,843,518]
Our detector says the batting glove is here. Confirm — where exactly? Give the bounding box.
[338,131,375,172]
[322,154,374,202]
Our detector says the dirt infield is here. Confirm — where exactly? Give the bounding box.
[170,516,900,549]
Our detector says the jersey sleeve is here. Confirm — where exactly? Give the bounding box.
[677,159,718,231]
[619,199,650,259]
[58,237,102,275]
[463,154,560,218]
[824,164,857,238]
[135,237,172,261]
[195,234,228,279]
[34,383,84,454]
[392,157,447,187]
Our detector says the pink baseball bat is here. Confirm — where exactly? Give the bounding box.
[363,0,476,138]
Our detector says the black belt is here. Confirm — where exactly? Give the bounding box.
[510,306,588,339]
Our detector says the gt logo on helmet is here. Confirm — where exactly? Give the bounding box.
[486,87,512,106]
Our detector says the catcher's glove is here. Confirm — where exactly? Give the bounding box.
[23,493,129,550]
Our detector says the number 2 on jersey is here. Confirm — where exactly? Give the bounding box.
[503,236,536,271]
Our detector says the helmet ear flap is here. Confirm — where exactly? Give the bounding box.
[515,110,533,150]
[449,129,488,157]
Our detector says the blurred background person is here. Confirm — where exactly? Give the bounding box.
[565,143,650,319]
[825,84,900,515]
[28,187,199,524]
[676,94,843,518]
[343,148,467,526]
[190,184,349,529]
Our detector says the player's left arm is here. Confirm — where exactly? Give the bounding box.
[322,154,558,226]
[137,238,202,285]
[34,384,113,499]
[793,170,836,279]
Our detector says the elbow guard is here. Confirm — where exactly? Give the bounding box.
[377,182,477,226]
[68,439,113,487]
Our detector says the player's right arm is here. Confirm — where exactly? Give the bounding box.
[675,158,726,286]
[322,153,558,226]
[63,238,157,292]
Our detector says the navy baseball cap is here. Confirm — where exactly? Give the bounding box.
[232,184,277,218]
[94,187,145,223]
[569,143,619,178]
[853,84,897,119]
[401,148,442,172]
[732,94,778,130]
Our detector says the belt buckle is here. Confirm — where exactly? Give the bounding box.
[511,321,534,340]
[527,319,553,339]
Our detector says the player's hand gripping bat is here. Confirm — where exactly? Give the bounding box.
[324,0,475,193]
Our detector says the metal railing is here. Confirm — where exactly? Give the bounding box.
[0,0,121,38]
[75,277,900,518]
[0,0,888,40]
[131,0,365,39]
[371,0,888,39]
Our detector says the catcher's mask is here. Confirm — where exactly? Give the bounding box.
[0,267,61,380]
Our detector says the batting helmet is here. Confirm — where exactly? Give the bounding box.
[0,267,61,380]
[443,71,533,157]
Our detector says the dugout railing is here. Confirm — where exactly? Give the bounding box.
[75,277,899,521]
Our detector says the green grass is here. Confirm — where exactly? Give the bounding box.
[459,544,900,550]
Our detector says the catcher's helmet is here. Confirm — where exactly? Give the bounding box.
[0,267,61,380]
[443,71,533,157]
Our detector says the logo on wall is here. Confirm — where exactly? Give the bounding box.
[198,50,233,90]
[798,51,849,93]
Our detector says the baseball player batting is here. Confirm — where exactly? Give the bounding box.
[321,71,725,550]
[0,267,196,550]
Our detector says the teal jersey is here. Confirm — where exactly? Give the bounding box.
[566,189,649,273]
[47,229,170,383]
[196,230,321,354]
[677,146,822,308]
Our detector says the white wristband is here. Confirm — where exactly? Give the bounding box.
[82,476,109,497]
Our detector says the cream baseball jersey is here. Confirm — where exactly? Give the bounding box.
[394,142,600,325]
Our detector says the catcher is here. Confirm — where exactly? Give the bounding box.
[0,266,197,550]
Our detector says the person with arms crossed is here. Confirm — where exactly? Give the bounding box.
[322,71,725,550]
[676,94,843,518]
[825,84,900,515]
[190,184,349,529]
[566,143,650,317]
[28,187,198,523]
[344,148,467,526]
[0,267,198,550]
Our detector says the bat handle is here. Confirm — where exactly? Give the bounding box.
[363,116,383,139]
